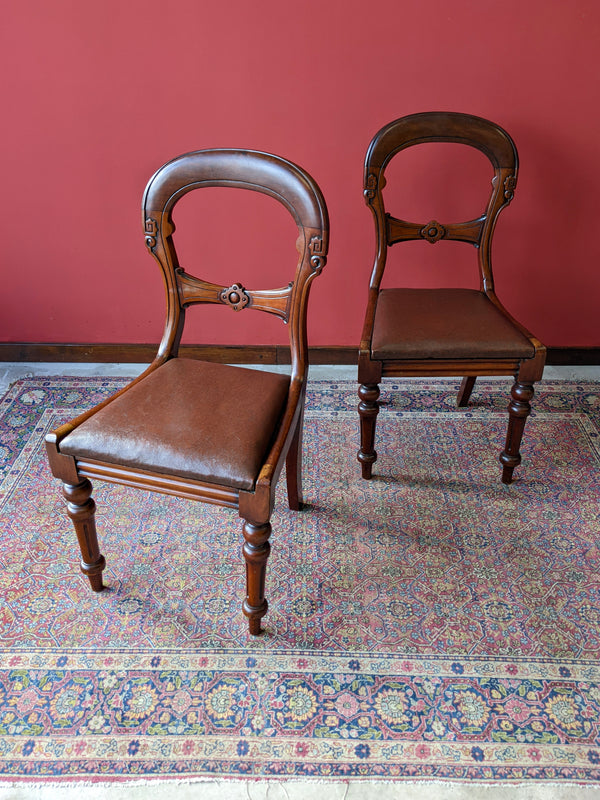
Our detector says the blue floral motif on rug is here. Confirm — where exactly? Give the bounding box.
[1,377,600,782]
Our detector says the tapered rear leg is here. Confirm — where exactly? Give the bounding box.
[499,380,534,484]
[286,410,304,511]
[357,383,380,479]
[63,478,106,591]
[457,376,477,407]
[242,520,271,635]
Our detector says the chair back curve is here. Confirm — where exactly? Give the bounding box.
[144,149,328,232]
[142,149,329,373]
[363,112,518,296]
[365,111,517,173]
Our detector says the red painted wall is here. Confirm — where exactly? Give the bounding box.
[2,0,599,348]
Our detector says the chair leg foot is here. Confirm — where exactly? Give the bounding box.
[242,520,271,635]
[499,380,534,484]
[63,479,106,591]
[286,412,304,511]
[357,383,380,479]
[457,376,477,407]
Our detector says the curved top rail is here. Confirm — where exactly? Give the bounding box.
[365,112,518,174]
[143,148,328,235]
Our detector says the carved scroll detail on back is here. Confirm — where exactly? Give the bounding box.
[504,175,517,201]
[364,173,378,201]
[219,283,250,311]
[309,236,325,271]
[144,218,158,250]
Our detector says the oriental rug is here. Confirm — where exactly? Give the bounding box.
[1,376,600,785]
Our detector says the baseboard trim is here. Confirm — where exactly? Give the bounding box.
[544,347,600,366]
[0,343,358,365]
[0,343,598,366]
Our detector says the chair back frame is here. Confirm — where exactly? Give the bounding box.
[363,111,517,301]
[143,149,329,383]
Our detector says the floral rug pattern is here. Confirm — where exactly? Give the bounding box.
[1,377,599,782]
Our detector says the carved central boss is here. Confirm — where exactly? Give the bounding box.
[420,220,446,244]
[219,283,250,311]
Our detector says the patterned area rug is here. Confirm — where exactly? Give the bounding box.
[1,376,600,784]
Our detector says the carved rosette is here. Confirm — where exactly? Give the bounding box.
[504,174,517,201]
[420,220,446,244]
[364,172,378,202]
[219,283,250,311]
[308,236,325,271]
[144,218,158,250]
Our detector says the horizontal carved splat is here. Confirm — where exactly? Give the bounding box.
[176,271,292,320]
[386,214,485,246]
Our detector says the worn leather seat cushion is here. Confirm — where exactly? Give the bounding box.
[371,288,535,360]
[60,358,290,490]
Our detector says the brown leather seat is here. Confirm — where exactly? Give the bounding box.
[46,149,329,636]
[60,359,290,490]
[371,289,535,360]
[357,113,545,484]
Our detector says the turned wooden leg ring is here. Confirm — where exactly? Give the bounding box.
[242,520,271,635]
[357,383,380,479]
[499,380,534,484]
[63,479,106,591]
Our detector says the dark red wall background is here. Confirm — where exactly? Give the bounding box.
[2,0,599,347]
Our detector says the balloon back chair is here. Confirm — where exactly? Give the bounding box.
[46,149,329,635]
[357,112,545,484]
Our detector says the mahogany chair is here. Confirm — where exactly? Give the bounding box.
[45,149,328,635]
[357,112,545,484]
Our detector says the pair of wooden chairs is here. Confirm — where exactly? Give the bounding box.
[46,113,545,635]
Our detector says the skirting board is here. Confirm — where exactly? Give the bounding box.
[0,344,356,364]
[0,343,599,365]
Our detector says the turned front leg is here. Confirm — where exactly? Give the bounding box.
[357,383,380,479]
[63,479,106,591]
[499,380,534,484]
[242,520,271,635]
